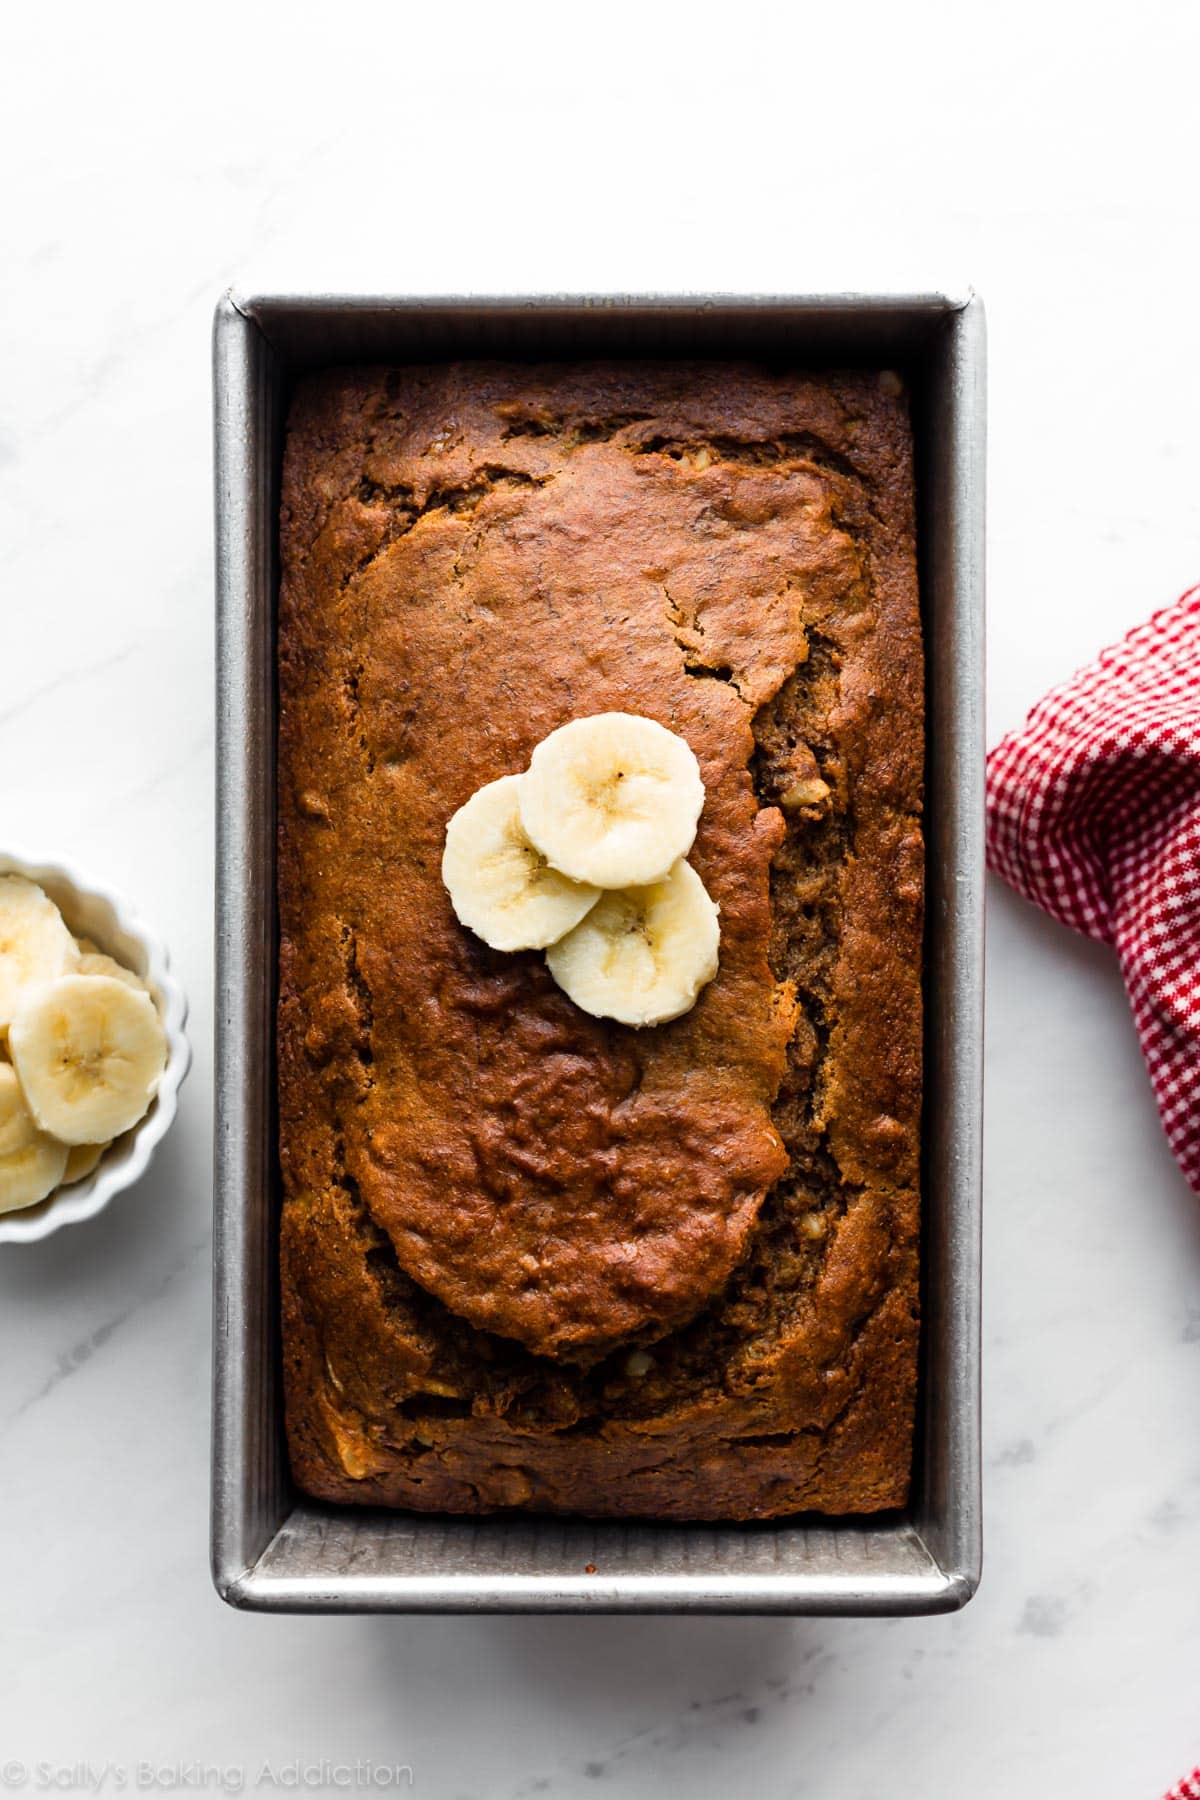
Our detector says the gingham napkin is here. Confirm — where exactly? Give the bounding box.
[1164,1769,1200,1800]
[986,585,1200,1191]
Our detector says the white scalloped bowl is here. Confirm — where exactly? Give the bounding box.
[0,852,190,1245]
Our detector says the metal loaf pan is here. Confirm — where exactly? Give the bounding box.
[213,292,985,1614]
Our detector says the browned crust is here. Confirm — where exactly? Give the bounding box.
[277,363,922,1520]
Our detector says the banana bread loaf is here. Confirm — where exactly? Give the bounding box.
[277,361,923,1519]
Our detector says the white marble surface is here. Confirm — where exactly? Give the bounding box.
[3,2,1200,1794]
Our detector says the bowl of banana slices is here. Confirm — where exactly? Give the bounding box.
[0,853,190,1244]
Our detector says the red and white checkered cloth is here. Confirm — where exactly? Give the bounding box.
[1163,1769,1200,1800]
[986,584,1200,1192]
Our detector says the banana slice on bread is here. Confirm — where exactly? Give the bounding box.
[442,774,601,952]
[546,859,720,1027]
[443,713,721,1026]
[519,713,705,889]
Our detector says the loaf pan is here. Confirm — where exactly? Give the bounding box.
[213,292,985,1614]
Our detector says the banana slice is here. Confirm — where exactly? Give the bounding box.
[77,948,145,991]
[0,1063,68,1213]
[443,773,602,952]
[0,875,79,1028]
[74,935,146,991]
[9,973,168,1145]
[546,858,720,1027]
[63,1140,111,1184]
[518,713,705,889]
